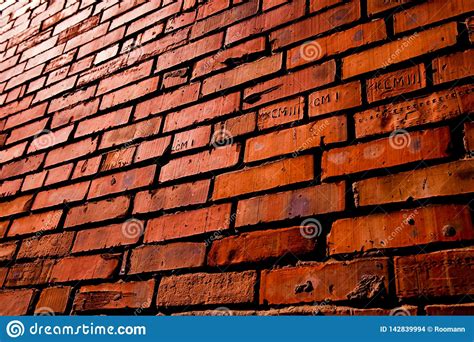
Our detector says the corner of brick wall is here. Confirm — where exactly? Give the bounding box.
[0,0,473,316]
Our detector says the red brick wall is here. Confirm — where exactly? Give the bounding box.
[0,0,473,316]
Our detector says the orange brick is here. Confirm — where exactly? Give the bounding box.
[432,49,474,85]
[465,122,474,152]
[50,254,121,283]
[367,0,412,16]
[100,116,162,149]
[257,97,304,130]
[36,286,72,314]
[0,194,33,219]
[309,82,362,117]
[0,289,36,315]
[171,125,211,153]
[32,181,90,210]
[101,146,136,172]
[134,136,171,162]
[100,77,159,110]
[44,137,98,167]
[0,241,17,261]
[8,210,62,237]
[75,107,132,137]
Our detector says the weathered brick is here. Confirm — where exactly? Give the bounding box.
[97,60,153,95]
[395,248,474,298]
[45,137,98,167]
[145,203,232,243]
[50,254,121,283]
[8,210,62,237]
[308,82,362,117]
[257,97,304,130]
[465,122,474,152]
[215,112,256,138]
[134,136,171,162]
[236,182,346,227]
[36,286,72,314]
[432,49,474,85]
[5,259,55,287]
[129,242,206,274]
[261,258,389,304]
[72,156,101,179]
[0,289,36,315]
[0,241,17,261]
[171,126,211,153]
[100,76,159,110]
[209,227,317,267]
[32,181,90,210]
[51,98,100,129]
[329,205,473,255]
[100,116,162,149]
[157,271,257,307]
[75,107,132,137]
[213,155,314,200]
[367,0,412,16]
[0,194,33,219]
[101,146,136,172]
[425,304,474,316]
[18,231,75,259]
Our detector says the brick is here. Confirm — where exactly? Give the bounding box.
[0,241,17,261]
[100,116,162,149]
[129,2,180,35]
[6,64,44,90]
[135,83,201,121]
[36,286,72,314]
[64,196,130,228]
[213,155,314,200]
[353,159,474,207]
[129,242,206,274]
[135,136,171,162]
[88,165,155,199]
[260,258,389,304]
[197,0,229,20]
[20,36,57,62]
[0,289,36,315]
[5,259,55,286]
[51,98,100,129]
[367,0,411,15]
[0,178,22,197]
[32,181,90,210]
[101,146,136,171]
[0,95,33,119]
[77,27,126,59]
[192,37,266,79]
[18,231,75,259]
[270,1,360,49]
[73,280,155,312]
[257,97,304,130]
[28,125,74,154]
[59,14,100,44]
[161,68,188,89]
[133,180,210,214]
[366,64,426,103]
[395,248,474,298]
[209,227,317,267]
[202,54,282,96]
[342,23,457,79]
[309,82,362,117]
[8,210,62,237]
[0,141,26,164]
[145,203,232,243]
[157,271,257,306]
[236,182,345,227]
[160,144,240,182]
[215,112,256,138]
[425,304,474,316]
[100,76,159,110]
[432,49,474,85]
[97,60,153,95]
[287,20,386,69]
[4,102,47,130]
[44,137,97,167]
[355,84,474,138]
[0,194,33,219]
[465,122,474,152]
[109,0,161,30]
[33,76,77,104]
[44,163,74,186]
[50,254,121,283]
[75,107,132,137]
[243,61,336,109]
[72,156,101,179]
[171,126,211,153]
[322,126,451,179]
[393,0,474,33]
[329,205,473,255]
[49,85,97,114]
[164,92,240,132]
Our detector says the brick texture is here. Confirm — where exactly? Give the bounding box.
[0,0,471,316]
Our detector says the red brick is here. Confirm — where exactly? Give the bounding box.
[5,259,55,286]
[160,144,240,182]
[236,182,345,227]
[109,0,162,30]
[0,178,22,197]
[342,23,457,79]
[366,64,426,103]
[64,196,130,228]
[100,116,162,149]
[329,205,473,255]
[88,165,155,199]
[209,227,317,267]
[171,126,211,153]
[59,14,100,44]
[0,289,36,315]
[8,210,62,237]
[134,136,171,162]
[133,180,210,214]
[44,137,98,167]
[367,0,412,15]
[202,54,282,96]
[163,92,240,132]
[32,181,90,210]
[36,286,72,314]
[213,155,313,200]
[75,107,132,137]
[0,194,33,219]
[135,83,201,121]
[0,267,6,285]
[33,76,78,104]
[145,203,232,243]
[395,248,474,298]
[72,156,101,179]
[20,36,57,62]
[129,2,180,35]
[97,60,153,96]
[129,242,206,274]
[322,126,451,179]
[18,231,75,259]
[73,221,142,253]
[243,61,336,109]
[161,68,188,89]
[4,102,47,130]
[215,112,256,138]
[192,37,266,79]
[100,76,159,110]
[288,20,386,69]
[260,258,389,304]
[257,97,304,130]
[465,122,474,152]
[197,0,229,20]
[157,271,257,307]
[51,98,100,129]
[6,63,44,90]
[353,159,474,207]
[432,49,474,85]
[425,304,474,316]
[77,27,126,59]
[309,82,362,117]
[28,125,74,154]
[44,163,74,186]
[0,241,17,261]
[73,280,155,312]
[355,84,474,138]
[50,254,121,283]
[0,95,32,119]
[393,0,474,33]
[48,85,97,114]
[101,146,136,172]
[0,141,26,164]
